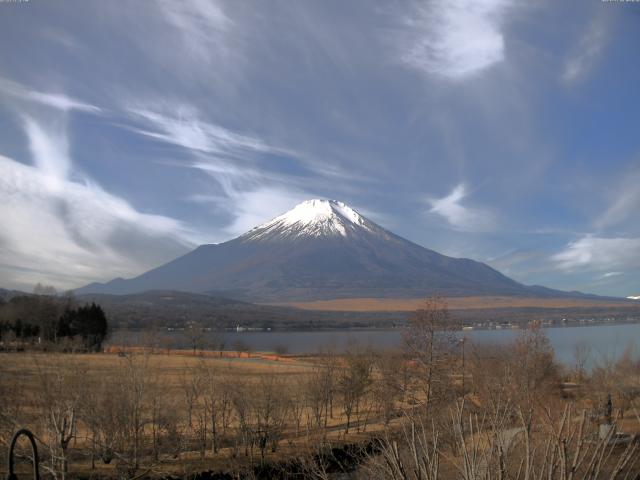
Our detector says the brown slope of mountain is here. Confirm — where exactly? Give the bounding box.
[276,296,637,312]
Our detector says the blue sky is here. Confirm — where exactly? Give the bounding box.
[0,0,639,296]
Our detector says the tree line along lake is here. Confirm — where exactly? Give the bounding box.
[110,321,640,368]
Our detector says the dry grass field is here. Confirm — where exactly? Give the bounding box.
[0,350,406,478]
[3,316,640,479]
[279,295,637,312]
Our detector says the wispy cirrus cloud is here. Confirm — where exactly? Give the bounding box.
[0,77,101,113]
[562,14,608,85]
[128,104,362,181]
[397,0,512,80]
[0,156,195,290]
[552,236,640,272]
[594,168,640,231]
[22,116,71,189]
[602,271,623,278]
[123,104,325,237]
[126,105,299,196]
[129,106,273,158]
[428,184,496,232]
[0,111,197,290]
[549,166,640,277]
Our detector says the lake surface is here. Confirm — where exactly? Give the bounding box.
[112,322,640,367]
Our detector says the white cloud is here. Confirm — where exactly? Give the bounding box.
[222,188,311,238]
[602,271,623,278]
[129,106,272,157]
[126,105,330,239]
[428,184,496,232]
[128,105,300,196]
[552,236,640,272]
[23,116,71,190]
[0,114,197,290]
[127,104,364,221]
[186,184,316,238]
[127,102,367,187]
[548,166,640,280]
[0,155,195,290]
[562,15,607,84]
[398,0,511,80]
[0,77,101,113]
[23,91,100,113]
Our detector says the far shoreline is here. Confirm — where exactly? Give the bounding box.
[109,315,640,336]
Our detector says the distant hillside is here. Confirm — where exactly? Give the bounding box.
[77,290,404,330]
[0,288,28,303]
[76,290,640,331]
[3,287,636,331]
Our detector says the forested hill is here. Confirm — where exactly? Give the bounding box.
[77,290,404,330]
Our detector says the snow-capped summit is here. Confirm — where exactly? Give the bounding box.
[241,199,376,241]
[628,295,640,300]
[279,199,366,227]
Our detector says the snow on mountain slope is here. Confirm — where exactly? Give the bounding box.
[240,199,376,241]
[628,296,640,300]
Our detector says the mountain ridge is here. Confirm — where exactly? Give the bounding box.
[76,199,598,302]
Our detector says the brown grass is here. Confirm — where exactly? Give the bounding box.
[0,351,390,477]
[277,295,635,312]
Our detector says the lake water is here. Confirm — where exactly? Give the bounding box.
[113,322,640,367]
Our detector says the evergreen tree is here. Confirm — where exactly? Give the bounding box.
[0,296,108,350]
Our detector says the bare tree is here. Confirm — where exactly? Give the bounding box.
[34,356,84,480]
[288,383,306,438]
[368,400,640,480]
[403,297,458,409]
[105,354,155,478]
[229,377,255,461]
[184,322,208,355]
[337,347,373,434]
[202,362,221,454]
[253,374,289,461]
[218,371,234,439]
[306,363,333,433]
[573,341,592,382]
[180,365,202,430]
[512,322,559,407]
[373,351,404,426]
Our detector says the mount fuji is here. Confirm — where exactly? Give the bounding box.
[77,199,574,301]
